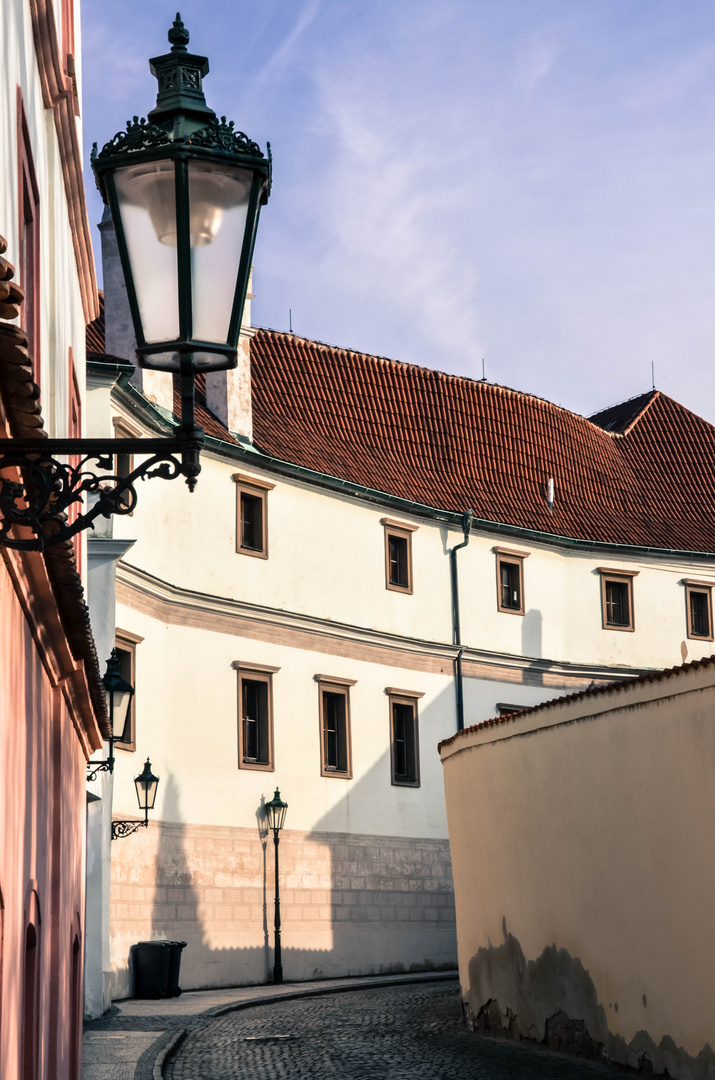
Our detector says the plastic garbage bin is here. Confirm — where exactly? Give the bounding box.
[132,941,171,999]
[167,941,187,997]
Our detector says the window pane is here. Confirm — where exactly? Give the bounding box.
[392,703,417,782]
[388,535,408,587]
[242,679,269,764]
[241,492,263,551]
[500,562,521,609]
[690,592,709,637]
[323,691,347,772]
[606,581,629,626]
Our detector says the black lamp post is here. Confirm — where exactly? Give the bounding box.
[86,649,134,780]
[112,758,160,840]
[0,13,271,551]
[265,788,288,984]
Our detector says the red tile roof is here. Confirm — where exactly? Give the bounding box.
[87,303,715,554]
[438,654,715,751]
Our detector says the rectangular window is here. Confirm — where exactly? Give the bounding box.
[316,676,355,778]
[495,548,528,615]
[382,518,418,594]
[684,580,714,641]
[17,91,40,386]
[387,689,423,787]
[233,663,278,771]
[113,632,143,751]
[233,472,275,558]
[598,567,638,632]
[496,702,523,717]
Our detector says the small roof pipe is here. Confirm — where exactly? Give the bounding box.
[450,510,474,731]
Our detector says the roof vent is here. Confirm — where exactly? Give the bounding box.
[546,477,555,512]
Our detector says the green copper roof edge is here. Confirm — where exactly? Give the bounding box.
[114,376,715,562]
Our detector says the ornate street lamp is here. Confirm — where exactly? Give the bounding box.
[86,649,135,780]
[265,788,288,984]
[0,13,271,551]
[112,758,160,840]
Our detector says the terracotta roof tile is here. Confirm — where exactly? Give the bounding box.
[86,302,715,554]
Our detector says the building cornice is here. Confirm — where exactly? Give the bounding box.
[29,0,98,322]
[116,560,650,689]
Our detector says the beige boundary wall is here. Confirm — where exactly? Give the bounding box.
[440,657,715,1080]
[108,823,456,997]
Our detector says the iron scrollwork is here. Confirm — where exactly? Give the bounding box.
[0,433,202,552]
[87,759,113,782]
[111,818,148,841]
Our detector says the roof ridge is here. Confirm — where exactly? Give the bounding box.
[253,326,601,424]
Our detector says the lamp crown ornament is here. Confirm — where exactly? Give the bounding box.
[168,12,190,51]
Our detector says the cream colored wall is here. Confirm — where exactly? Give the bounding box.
[441,665,715,1079]
[0,0,87,441]
[112,428,715,685]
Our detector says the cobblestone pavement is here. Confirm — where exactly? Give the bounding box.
[167,982,618,1080]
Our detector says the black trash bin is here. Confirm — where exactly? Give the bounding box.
[132,941,171,999]
[167,941,187,997]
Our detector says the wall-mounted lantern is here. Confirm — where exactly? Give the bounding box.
[0,13,271,551]
[112,758,160,840]
[86,649,135,780]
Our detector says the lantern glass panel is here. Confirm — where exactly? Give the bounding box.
[189,160,252,344]
[107,687,132,739]
[114,160,180,343]
[135,772,159,811]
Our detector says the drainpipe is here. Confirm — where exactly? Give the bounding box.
[450,510,474,731]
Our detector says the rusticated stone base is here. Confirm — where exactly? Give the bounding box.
[109,820,456,999]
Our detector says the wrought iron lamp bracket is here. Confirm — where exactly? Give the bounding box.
[87,757,114,782]
[111,817,149,841]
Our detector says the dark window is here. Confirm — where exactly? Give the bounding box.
[388,535,408,588]
[319,684,352,777]
[233,474,273,558]
[500,562,521,610]
[22,923,39,1080]
[242,679,270,764]
[496,702,523,717]
[599,570,636,631]
[390,698,420,786]
[383,521,415,593]
[687,587,712,640]
[113,645,135,748]
[236,666,276,771]
[241,492,263,551]
[605,581,629,627]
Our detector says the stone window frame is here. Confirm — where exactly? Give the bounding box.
[683,579,714,643]
[494,547,530,616]
[315,675,356,779]
[114,629,144,751]
[386,687,424,788]
[382,518,418,595]
[233,472,275,559]
[232,661,280,773]
[598,567,638,632]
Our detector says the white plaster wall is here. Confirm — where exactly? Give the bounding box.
[111,600,455,839]
[441,667,715,1079]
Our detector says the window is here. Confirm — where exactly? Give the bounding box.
[382,518,418,594]
[316,676,355,778]
[233,472,275,558]
[17,91,40,385]
[233,662,279,771]
[495,548,529,615]
[496,702,523,717]
[598,567,638,632]
[684,580,714,641]
[114,631,143,750]
[387,689,424,787]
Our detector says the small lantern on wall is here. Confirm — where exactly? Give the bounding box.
[112,759,161,841]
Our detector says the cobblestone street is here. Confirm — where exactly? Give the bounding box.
[166,982,617,1080]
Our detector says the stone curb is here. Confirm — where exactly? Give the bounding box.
[152,969,459,1078]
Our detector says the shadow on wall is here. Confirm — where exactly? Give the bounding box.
[110,687,458,996]
[465,920,715,1080]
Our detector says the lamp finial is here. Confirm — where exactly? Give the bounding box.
[168,12,190,51]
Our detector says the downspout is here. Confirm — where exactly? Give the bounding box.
[450,510,474,731]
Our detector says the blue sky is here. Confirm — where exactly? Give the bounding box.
[82,1,715,422]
